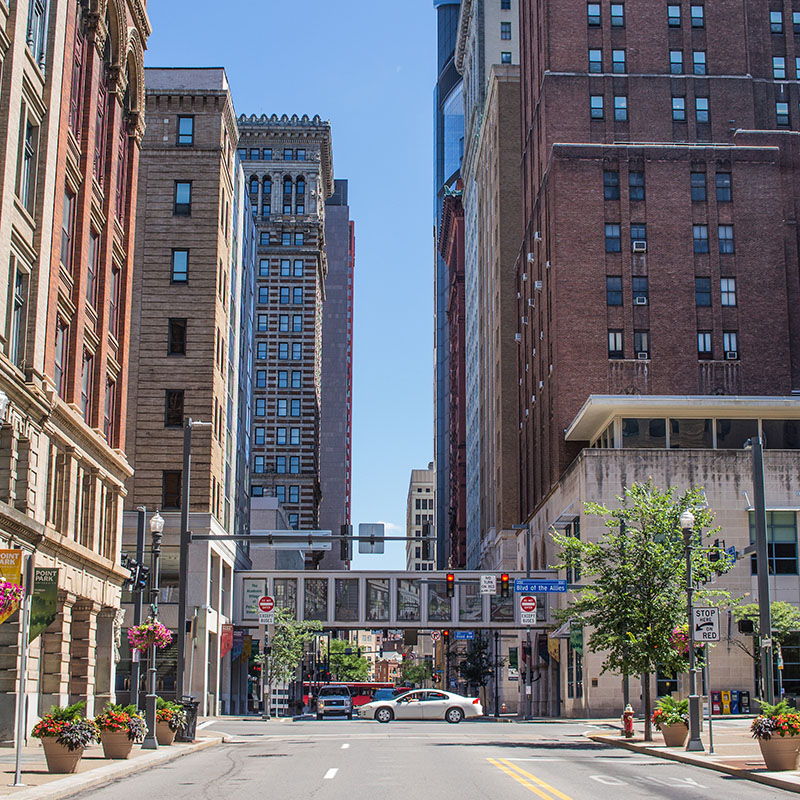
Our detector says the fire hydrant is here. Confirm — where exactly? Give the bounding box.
[501,703,507,714]
[622,704,635,738]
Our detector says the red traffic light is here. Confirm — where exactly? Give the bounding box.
[446,572,455,597]
[442,629,450,640]
[500,573,510,597]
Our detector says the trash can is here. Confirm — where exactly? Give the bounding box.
[176,697,200,742]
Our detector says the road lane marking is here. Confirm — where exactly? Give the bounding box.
[487,759,557,800]
[197,720,215,730]
[499,759,574,800]
[341,743,350,749]
[324,768,338,780]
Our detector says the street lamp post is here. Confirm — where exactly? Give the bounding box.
[680,509,704,752]
[142,510,165,750]
[513,522,533,720]
[129,507,147,710]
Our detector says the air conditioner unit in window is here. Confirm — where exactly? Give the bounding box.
[534,231,543,242]
[522,272,527,281]
[521,316,529,325]
[517,292,521,299]
[633,240,647,253]
[538,380,543,389]
[527,252,535,263]
[514,333,522,343]
[534,280,543,290]
[636,351,649,360]
[725,350,738,360]
[634,296,648,305]
[528,298,535,307]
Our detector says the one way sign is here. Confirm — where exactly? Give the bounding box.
[693,607,720,642]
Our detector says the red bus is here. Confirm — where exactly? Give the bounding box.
[303,681,398,708]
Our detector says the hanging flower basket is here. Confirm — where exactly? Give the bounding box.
[127,620,173,653]
[669,624,690,655]
[0,580,23,616]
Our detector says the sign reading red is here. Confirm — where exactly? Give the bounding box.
[258,596,275,613]
[520,595,537,613]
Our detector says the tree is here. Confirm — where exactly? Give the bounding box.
[256,607,321,717]
[458,634,497,692]
[401,658,433,687]
[552,481,729,740]
[328,639,370,681]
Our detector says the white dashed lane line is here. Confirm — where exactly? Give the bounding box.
[324,768,339,780]
[341,743,350,749]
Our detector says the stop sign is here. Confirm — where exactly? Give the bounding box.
[520,595,537,613]
[258,596,275,613]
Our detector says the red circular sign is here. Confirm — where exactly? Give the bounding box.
[520,595,537,613]
[258,596,275,613]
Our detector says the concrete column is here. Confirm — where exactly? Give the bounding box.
[0,609,20,740]
[94,606,122,709]
[14,435,36,515]
[68,599,100,716]
[40,591,76,713]
[0,423,18,505]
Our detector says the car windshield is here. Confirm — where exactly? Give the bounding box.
[318,686,350,697]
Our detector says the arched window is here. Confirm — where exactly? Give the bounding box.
[69,2,86,135]
[263,175,271,194]
[283,176,293,215]
[115,84,130,219]
[283,176,292,196]
[249,176,259,195]
[94,31,111,181]
[296,178,305,195]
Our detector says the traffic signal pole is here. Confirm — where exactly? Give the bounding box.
[129,507,146,710]
[525,527,533,721]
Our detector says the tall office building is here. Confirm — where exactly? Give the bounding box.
[318,179,354,568]
[237,115,334,541]
[517,1,800,716]
[124,68,255,715]
[456,0,519,569]
[433,0,464,568]
[0,0,149,738]
[405,464,436,571]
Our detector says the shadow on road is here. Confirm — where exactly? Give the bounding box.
[433,740,608,751]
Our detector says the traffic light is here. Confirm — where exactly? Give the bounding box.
[135,564,150,591]
[738,618,755,634]
[709,538,721,563]
[340,524,353,561]
[500,573,510,597]
[446,573,455,597]
[442,629,450,644]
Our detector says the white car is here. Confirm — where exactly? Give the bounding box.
[357,689,483,724]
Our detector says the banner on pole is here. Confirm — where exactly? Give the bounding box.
[29,568,59,642]
[231,629,244,661]
[220,623,234,658]
[0,549,23,625]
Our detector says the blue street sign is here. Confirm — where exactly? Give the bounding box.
[726,545,737,561]
[454,630,475,640]
[514,579,567,593]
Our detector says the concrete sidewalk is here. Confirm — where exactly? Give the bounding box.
[0,734,222,800]
[589,717,800,795]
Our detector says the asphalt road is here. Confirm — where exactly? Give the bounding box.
[76,718,791,799]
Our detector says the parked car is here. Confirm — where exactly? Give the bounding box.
[316,685,353,720]
[357,689,483,724]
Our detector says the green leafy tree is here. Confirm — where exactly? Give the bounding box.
[551,481,729,740]
[401,658,433,687]
[458,635,502,693]
[256,607,321,717]
[328,638,370,681]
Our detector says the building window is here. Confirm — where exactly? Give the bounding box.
[280,287,290,304]
[162,471,182,509]
[19,119,38,212]
[295,232,304,245]
[61,191,75,271]
[292,343,302,360]
[289,485,300,503]
[9,267,27,369]
[250,176,259,195]
[774,56,787,79]
[258,314,268,332]
[292,315,303,332]
[750,512,798,575]
[587,3,600,25]
[630,223,646,250]
[276,427,287,445]
[26,0,48,65]
[770,10,783,33]
[668,4,681,26]
[716,173,732,202]
[290,426,300,444]
[718,224,735,254]
[104,379,115,445]
[279,315,289,332]
[293,287,303,304]
[275,485,286,503]
[256,369,267,388]
[258,342,268,359]
[693,224,709,253]
[697,330,712,358]
[177,116,194,145]
[86,231,99,306]
[606,276,622,305]
[254,456,265,474]
[278,399,288,417]
[80,351,93,423]
[282,232,291,246]
[165,389,184,427]
[259,259,270,276]
[590,95,604,119]
[259,287,269,303]
[293,259,304,277]
[777,101,790,125]
[291,371,301,388]
[605,223,621,252]
[255,398,266,416]
[251,485,264,497]
[632,276,648,304]
[608,330,624,359]
[634,330,649,357]
[612,49,626,73]
[614,95,628,121]
[629,171,645,201]
[797,57,800,78]
[501,51,512,64]
[611,3,624,26]
[603,170,620,199]
[695,277,711,307]
[69,19,85,134]
[288,513,299,529]
[278,370,288,388]
[168,318,187,355]
[690,172,706,201]
[720,277,737,306]
[174,182,192,216]
[172,250,189,283]
[261,232,271,245]
[283,149,293,160]
[263,148,273,160]
[500,21,511,39]
[692,50,706,74]
[278,343,289,359]
[690,5,704,27]
[54,317,69,397]
[672,96,686,121]
[255,427,265,446]
[723,330,738,356]
[290,399,301,417]
[794,11,800,33]
[281,259,291,276]
[289,456,300,474]
[695,97,709,123]
[589,49,602,73]
[670,50,683,74]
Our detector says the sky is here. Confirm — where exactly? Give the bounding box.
[144,1,437,569]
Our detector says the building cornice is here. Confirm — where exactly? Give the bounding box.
[455,0,473,75]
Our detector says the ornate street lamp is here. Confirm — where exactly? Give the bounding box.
[142,510,165,749]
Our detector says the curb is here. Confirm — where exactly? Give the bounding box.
[3,736,223,800]
[588,733,800,795]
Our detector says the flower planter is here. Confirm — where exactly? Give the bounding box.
[758,735,800,771]
[156,722,177,746]
[41,738,83,773]
[100,730,134,759]
[660,722,689,748]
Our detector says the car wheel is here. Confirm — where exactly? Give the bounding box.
[347,712,353,720]
[316,713,323,721]
[375,707,394,724]
[445,707,464,724]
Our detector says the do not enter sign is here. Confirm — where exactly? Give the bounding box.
[520,595,537,625]
[258,595,275,624]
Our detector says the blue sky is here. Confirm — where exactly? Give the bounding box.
[144,1,437,568]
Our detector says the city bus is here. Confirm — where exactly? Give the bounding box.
[303,680,398,708]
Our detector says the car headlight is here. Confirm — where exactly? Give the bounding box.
[318,701,325,708]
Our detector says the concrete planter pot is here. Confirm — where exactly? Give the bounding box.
[41,738,83,773]
[100,730,134,759]
[156,721,177,746]
[758,735,800,771]
[660,723,689,747]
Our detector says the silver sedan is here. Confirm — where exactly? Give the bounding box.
[357,689,483,724]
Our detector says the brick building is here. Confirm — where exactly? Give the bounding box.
[0,0,149,740]
[516,1,800,716]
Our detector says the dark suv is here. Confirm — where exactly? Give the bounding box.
[316,685,353,720]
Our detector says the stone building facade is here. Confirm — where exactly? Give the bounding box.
[0,0,149,741]
[236,114,334,544]
[405,464,436,571]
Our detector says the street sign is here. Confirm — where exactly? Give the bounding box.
[725,545,737,561]
[480,574,497,595]
[514,579,567,593]
[693,607,720,642]
[430,630,441,642]
[454,630,475,640]
[258,595,275,625]
[520,595,538,625]
[358,522,385,554]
